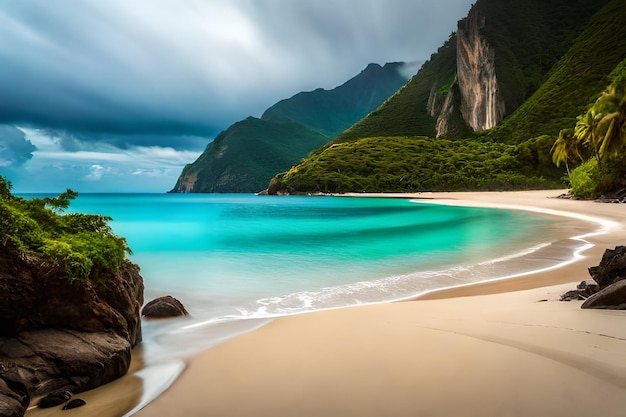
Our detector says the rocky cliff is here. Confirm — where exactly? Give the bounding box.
[335,0,608,145]
[0,249,144,416]
[456,8,505,131]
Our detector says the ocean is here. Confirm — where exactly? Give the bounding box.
[49,193,570,360]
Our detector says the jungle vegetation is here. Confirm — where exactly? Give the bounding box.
[551,65,626,199]
[0,177,131,283]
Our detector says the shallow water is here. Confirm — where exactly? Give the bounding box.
[24,193,572,361]
[18,191,594,417]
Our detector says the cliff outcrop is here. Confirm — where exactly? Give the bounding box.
[0,249,144,416]
[456,8,505,131]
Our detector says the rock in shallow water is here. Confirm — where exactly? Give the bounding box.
[142,295,189,318]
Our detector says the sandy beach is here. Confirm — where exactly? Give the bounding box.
[26,190,626,417]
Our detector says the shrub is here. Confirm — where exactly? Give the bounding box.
[0,176,131,283]
[569,158,600,199]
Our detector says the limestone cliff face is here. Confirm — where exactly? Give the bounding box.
[427,85,456,137]
[456,9,505,131]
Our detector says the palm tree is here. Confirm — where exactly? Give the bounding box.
[593,73,626,160]
[574,107,603,163]
[551,128,582,175]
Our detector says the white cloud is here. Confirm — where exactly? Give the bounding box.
[9,128,202,192]
[86,164,106,180]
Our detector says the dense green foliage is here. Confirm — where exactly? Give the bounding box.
[0,177,131,283]
[475,0,610,117]
[275,136,560,194]
[490,0,626,142]
[568,159,600,199]
[556,64,626,198]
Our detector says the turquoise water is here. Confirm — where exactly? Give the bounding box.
[60,193,558,318]
[20,192,574,361]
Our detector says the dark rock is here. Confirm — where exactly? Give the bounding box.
[0,378,28,417]
[596,188,626,203]
[38,390,72,408]
[588,246,626,289]
[0,249,144,416]
[582,280,626,310]
[561,280,599,301]
[560,290,587,301]
[142,295,189,318]
[63,398,86,410]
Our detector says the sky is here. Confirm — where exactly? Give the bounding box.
[0,0,475,193]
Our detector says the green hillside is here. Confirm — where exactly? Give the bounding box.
[268,0,625,195]
[170,62,408,193]
[271,136,556,194]
[334,0,607,145]
[173,117,329,193]
[488,0,626,142]
[334,37,456,143]
[262,62,408,137]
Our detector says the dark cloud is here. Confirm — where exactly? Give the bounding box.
[0,125,36,167]
[0,0,474,148]
[46,130,210,152]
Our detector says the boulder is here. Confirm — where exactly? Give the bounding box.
[587,246,626,289]
[142,295,189,318]
[63,398,86,410]
[560,280,600,301]
[0,378,28,417]
[0,249,144,416]
[582,280,626,310]
[38,390,72,408]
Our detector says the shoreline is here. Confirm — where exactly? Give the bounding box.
[26,190,626,417]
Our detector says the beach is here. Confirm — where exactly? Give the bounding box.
[26,190,626,417]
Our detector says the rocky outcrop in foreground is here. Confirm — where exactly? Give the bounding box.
[0,250,144,416]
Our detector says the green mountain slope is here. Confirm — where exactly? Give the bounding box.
[488,0,626,142]
[174,118,329,193]
[334,37,458,142]
[170,62,408,193]
[262,63,409,137]
[335,0,608,144]
[268,0,625,195]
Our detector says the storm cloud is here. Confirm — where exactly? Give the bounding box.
[0,125,36,167]
[0,0,474,191]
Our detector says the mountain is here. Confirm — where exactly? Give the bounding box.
[334,0,610,143]
[268,0,626,195]
[170,62,409,193]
